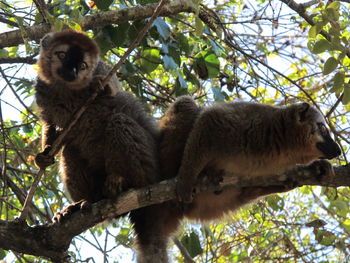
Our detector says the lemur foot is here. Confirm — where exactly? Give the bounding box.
[53,200,91,223]
[34,146,54,169]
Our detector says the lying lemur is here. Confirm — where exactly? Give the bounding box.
[137,96,341,263]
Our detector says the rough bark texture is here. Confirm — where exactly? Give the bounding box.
[0,0,195,48]
[1,162,349,262]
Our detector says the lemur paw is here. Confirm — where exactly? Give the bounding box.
[312,159,335,184]
[34,146,54,169]
[53,200,91,223]
[176,177,195,203]
[90,75,114,96]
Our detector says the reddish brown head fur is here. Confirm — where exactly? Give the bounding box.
[37,30,99,89]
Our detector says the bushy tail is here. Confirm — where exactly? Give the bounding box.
[130,202,183,263]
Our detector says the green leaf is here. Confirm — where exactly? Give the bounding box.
[328,1,340,10]
[177,70,188,89]
[312,39,332,54]
[94,30,113,55]
[129,20,147,46]
[331,72,345,93]
[163,55,178,70]
[204,52,220,78]
[66,20,82,31]
[174,70,188,96]
[71,8,83,22]
[315,230,337,246]
[308,25,318,38]
[194,56,208,79]
[325,8,339,21]
[194,16,204,37]
[211,86,225,101]
[331,199,349,216]
[323,57,338,75]
[0,48,9,58]
[22,123,33,134]
[105,23,130,47]
[343,85,350,104]
[181,231,203,258]
[0,249,6,260]
[176,33,191,55]
[194,50,220,79]
[266,195,284,211]
[139,48,161,74]
[184,65,200,88]
[54,19,64,32]
[168,47,181,66]
[154,18,170,40]
[94,0,113,10]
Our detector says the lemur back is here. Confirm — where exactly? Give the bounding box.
[136,97,341,263]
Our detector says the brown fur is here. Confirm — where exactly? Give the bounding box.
[37,30,119,94]
[35,79,160,202]
[136,97,341,263]
[35,31,167,263]
[176,101,340,202]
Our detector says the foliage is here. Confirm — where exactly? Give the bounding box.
[0,0,350,262]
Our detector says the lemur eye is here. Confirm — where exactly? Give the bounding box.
[79,62,87,70]
[318,123,328,136]
[55,51,66,60]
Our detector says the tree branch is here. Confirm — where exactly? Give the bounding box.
[0,16,18,27]
[279,0,350,58]
[0,0,195,49]
[0,56,37,64]
[1,161,349,262]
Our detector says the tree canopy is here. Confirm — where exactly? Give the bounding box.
[0,0,350,262]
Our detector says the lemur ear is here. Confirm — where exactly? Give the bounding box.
[296,102,310,123]
[40,33,54,50]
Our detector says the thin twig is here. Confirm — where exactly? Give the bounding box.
[173,237,196,263]
[18,0,167,222]
[0,67,38,119]
[18,88,101,221]
[326,93,343,118]
[0,17,18,27]
[0,56,37,64]
[198,7,319,107]
[32,0,49,23]
[101,0,168,87]
[279,0,350,58]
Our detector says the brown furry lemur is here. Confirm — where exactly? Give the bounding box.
[135,96,341,263]
[34,30,168,262]
[33,31,341,263]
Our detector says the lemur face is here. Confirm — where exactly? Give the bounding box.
[49,43,96,87]
[297,102,341,160]
[38,30,99,90]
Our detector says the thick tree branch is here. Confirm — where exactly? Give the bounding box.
[0,0,195,49]
[1,161,349,262]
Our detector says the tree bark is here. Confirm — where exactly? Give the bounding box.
[0,0,195,49]
[0,161,349,262]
